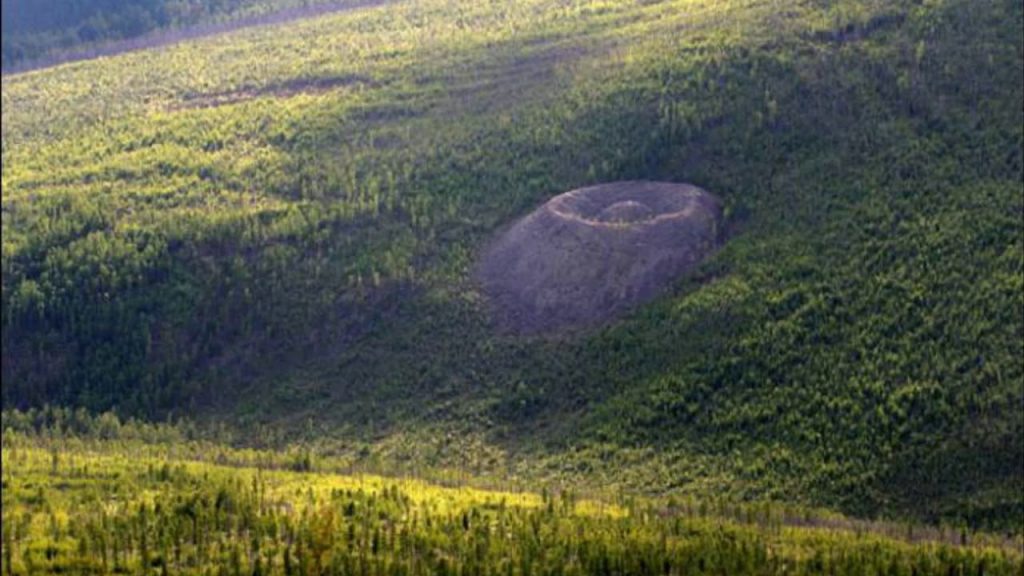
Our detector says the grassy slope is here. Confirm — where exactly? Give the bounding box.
[2,0,1022,531]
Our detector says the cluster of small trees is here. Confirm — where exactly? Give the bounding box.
[3,431,1021,575]
[2,410,1021,574]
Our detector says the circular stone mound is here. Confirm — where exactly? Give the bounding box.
[476,181,723,334]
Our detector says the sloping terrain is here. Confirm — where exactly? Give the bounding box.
[2,0,1022,535]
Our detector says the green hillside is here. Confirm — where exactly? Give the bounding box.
[2,0,1022,541]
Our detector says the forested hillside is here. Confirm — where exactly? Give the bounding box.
[0,0,347,70]
[2,0,1022,540]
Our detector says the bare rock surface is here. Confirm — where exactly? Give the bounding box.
[477,181,723,335]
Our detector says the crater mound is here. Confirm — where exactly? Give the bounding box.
[476,181,723,334]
